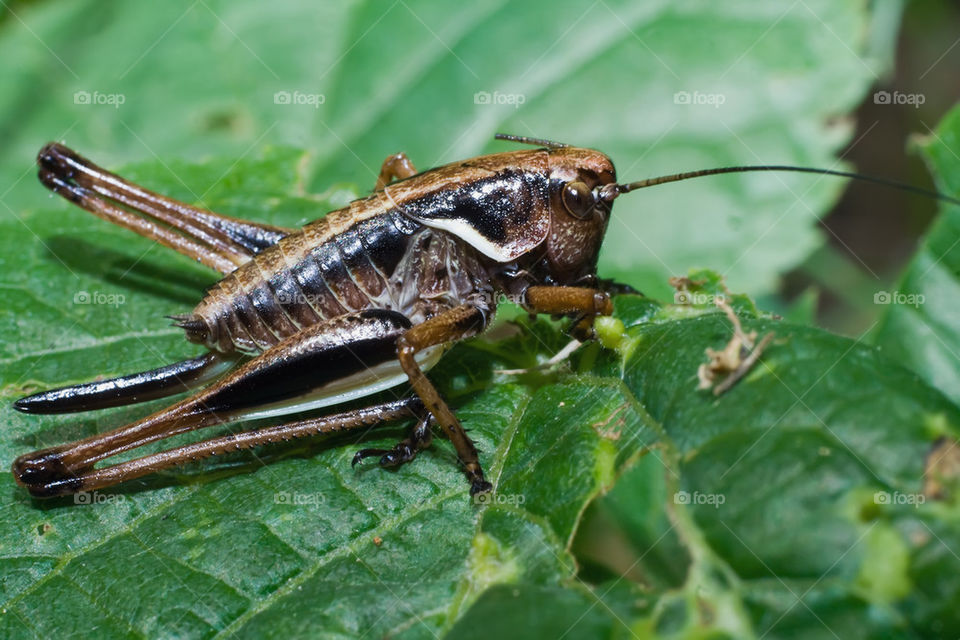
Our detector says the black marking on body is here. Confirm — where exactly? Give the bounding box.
[360,210,422,275]
[290,247,344,317]
[335,226,375,279]
[248,280,297,337]
[200,310,412,413]
[403,170,546,245]
[216,223,288,254]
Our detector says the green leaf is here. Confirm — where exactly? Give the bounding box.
[446,582,650,640]
[0,1,940,638]
[5,142,960,638]
[873,103,960,406]
[462,306,959,639]
[569,309,960,639]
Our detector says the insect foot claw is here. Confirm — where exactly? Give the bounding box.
[469,479,493,497]
[379,443,415,468]
[352,448,389,467]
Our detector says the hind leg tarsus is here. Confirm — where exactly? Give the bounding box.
[351,414,434,469]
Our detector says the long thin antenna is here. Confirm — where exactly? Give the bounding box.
[494,133,569,149]
[603,165,960,207]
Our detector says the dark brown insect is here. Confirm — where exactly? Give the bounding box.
[12,134,959,499]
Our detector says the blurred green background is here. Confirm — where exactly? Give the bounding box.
[786,0,960,331]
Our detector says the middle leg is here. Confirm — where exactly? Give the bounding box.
[396,304,492,495]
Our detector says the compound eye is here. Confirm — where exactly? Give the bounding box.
[561,181,595,219]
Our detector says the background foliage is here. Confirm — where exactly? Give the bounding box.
[0,1,958,638]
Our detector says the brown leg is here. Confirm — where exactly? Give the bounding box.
[375,152,417,190]
[396,305,492,495]
[15,398,424,498]
[12,310,416,496]
[523,286,613,339]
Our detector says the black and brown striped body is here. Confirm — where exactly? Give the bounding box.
[182,148,616,355]
[189,207,450,353]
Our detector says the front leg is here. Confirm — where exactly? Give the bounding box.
[396,304,492,495]
[523,286,613,340]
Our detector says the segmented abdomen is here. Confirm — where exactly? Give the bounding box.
[185,206,422,354]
